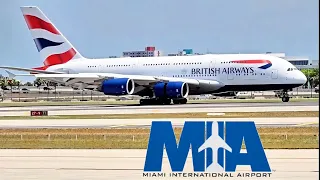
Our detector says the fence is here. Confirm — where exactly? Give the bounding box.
[1,88,318,102]
[0,88,139,102]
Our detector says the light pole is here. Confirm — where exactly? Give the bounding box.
[308,63,313,98]
[17,81,20,102]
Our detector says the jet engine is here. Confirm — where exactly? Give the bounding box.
[153,82,189,99]
[100,78,135,95]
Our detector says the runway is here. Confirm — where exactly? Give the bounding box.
[0,101,318,116]
[0,117,318,129]
[0,149,318,180]
[0,101,317,111]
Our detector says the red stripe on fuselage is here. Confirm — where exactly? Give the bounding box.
[23,15,60,35]
[231,60,271,64]
[43,48,76,66]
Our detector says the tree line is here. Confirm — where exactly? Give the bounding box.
[0,76,61,90]
[300,68,319,88]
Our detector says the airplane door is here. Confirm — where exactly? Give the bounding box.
[271,69,278,79]
[209,60,215,68]
[209,59,217,77]
[98,65,102,73]
[131,59,138,73]
[227,60,234,80]
[131,63,137,74]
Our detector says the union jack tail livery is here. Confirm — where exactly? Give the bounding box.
[21,6,83,70]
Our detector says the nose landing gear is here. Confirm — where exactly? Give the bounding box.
[281,96,290,102]
[279,90,290,102]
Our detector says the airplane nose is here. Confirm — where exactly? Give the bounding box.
[298,71,307,84]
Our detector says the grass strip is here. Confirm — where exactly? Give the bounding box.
[0,127,318,149]
[0,111,318,120]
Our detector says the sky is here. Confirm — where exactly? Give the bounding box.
[0,0,319,82]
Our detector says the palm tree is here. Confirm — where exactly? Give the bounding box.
[0,78,7,90]
[34,78,44,87]
[301,68,319,88]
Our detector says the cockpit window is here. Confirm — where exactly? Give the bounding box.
[287,67,298,71]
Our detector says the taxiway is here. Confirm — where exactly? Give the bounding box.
[0,149,318,180]
[0,101,318,116]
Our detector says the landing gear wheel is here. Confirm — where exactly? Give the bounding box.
[180,98,187,104]
[281,96,290,102]
[164,98,171,105]
[140,98,171,105]
[172,98,187,104]
[173,99,179,104]
[279,90,290,102]
[139,99,147,105]
[155,98,171,105]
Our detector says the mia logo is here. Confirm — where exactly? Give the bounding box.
[143,121,271,178]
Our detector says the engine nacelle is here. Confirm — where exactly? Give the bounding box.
[153,82,189,99]
[101,78,135,95]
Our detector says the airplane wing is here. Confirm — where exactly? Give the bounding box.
[4,71,225,95]
[33,73,224,86]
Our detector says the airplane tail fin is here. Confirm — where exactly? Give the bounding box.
[20,6,84,70]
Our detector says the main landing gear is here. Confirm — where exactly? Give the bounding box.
[172,98,187,104]
[279,90,290,102]
[139,98,188,105]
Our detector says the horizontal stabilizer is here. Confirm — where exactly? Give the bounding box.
[5,70,34,79]
[0,66,65,74]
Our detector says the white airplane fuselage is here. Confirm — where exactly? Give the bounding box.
[47,53,307,94]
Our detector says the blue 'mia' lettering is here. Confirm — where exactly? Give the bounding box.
[144,121,205,171]
[144,121,271,172]
[225,122,271,172]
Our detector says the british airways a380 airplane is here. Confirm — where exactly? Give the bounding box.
[1,6,307,105]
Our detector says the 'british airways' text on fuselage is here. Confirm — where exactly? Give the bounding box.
[191,67,255,75]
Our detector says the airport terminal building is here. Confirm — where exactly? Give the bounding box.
[122,46,163,57]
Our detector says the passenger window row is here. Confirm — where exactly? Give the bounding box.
[88,63,204,68]
[143,62,202,66]
[221,61,240,64]
[88,65,131,68]
[172,73,267,78]
[173,74,217,77]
